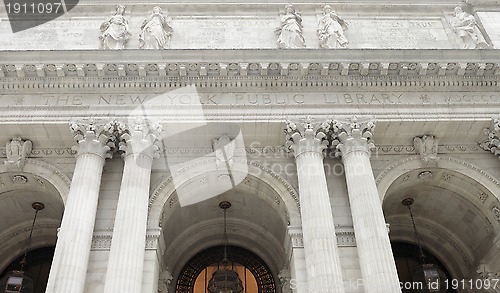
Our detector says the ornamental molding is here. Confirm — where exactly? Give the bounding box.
[479,118,500,159]
[1,50,500,87]
[0,144,484,158]
[1,62,499,79]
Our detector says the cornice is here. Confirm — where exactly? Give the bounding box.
[0,50,499,84]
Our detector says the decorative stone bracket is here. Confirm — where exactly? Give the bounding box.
[479,118,500,159]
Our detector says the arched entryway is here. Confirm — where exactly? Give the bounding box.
[0,160,69,293]
[378,156,500,286]
[149,160,300,293]
[176,245,276,293]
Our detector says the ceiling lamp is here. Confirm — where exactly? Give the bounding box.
[207,201,244,293]
[402,198,447,293]
[1,202,44,293]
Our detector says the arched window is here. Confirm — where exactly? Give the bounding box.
[175,246,276,293]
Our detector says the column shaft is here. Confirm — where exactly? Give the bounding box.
[46,122,114,293]
[333,117,401,293]
[286,119,345,293]
[296,152,345,292]
[103,154,153,293]
[104,119,161,293]
[343,152,400,292]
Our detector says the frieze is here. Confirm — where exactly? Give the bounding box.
[0,144,484,158]
[2,92,500,107]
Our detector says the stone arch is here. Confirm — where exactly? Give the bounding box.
[147,158,301,229]
[0,159,71,204]
[376,155,500,211]
[377,155,500,278]
[0,159,70,272]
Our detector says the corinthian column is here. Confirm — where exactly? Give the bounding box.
[331,117,401,293]
[103,118,162,293]
[46,120,116,293]
[285,117,345,293]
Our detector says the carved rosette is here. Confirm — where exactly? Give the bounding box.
[70,120,117,158]
[4,137,32,170]
[331,116,376,157]
[118,118,163,159]
[284,116,331,157]
[480,118,500,159]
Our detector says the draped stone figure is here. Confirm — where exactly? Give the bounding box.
[449,6,488,49]
[275,4,306,48]
[317,5,348,48]
[139,6,173,49]
[99,5,132,50]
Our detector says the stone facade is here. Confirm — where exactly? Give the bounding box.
[1,1,500,293]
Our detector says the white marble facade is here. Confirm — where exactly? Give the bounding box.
[1,1,500,293]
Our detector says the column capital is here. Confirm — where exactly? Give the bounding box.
[479,118,500,159]
[118,118,163,159]
[331,116,376,157]
[285,116,330,157]
[70,119,116,158]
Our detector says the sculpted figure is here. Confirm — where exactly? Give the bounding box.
[99,5,131,50]
[157,269,173,293]
[139,6,173,49]
[317,5,348,48]
[4,137,32,170]
[275,4,306,48]
[449,6,488,49]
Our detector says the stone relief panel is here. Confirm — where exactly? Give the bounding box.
[448,6,488,49]
[275,4,306,48]
[317,5,348,49]
[347,18,454,49]
[139,7,172,50]
[0,5,495,50]
[99,5,131,49]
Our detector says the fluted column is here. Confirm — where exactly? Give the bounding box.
[46,120,116,293]
[103,119,162,293]
[331,117,401,293]
[285,117,345,293]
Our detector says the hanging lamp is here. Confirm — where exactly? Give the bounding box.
[1,202,44,293]
[402,198,447,293]
[207,201,244,293]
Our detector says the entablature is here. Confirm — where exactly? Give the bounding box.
[1,50,499,86]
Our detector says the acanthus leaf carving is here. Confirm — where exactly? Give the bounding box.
[118,118,163,159]
[284,116,331,157]
[331,116,376,157]
[69,119,117,158]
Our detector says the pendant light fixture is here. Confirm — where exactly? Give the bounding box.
[0,202,44,293]
[207,201,244,293]
[402,198,447,293]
